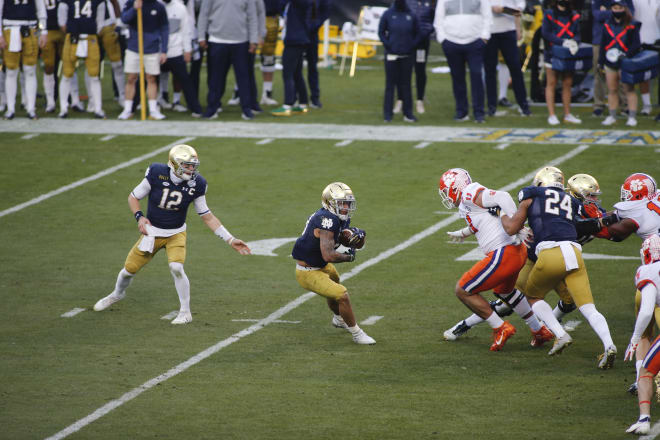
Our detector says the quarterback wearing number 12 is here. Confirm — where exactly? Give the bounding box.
[93,144,251,324]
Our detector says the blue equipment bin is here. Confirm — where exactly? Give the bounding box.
[621,50,659,84]
[551,44,593,72]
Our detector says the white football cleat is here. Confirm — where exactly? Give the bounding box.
[548,333,572,356]
[227,95,240,106]
[158,97,172,110]
[172,310,192,324]
[352,329,376,345]
[626,417,650,435]
[148,110,166,120]
[332,315,349,331]
[444,320,471,341]
[93,292,125,311]
[260,93,278,106]
[626,117,638,127]
[117,109,133,120]
[597,345,617,370]
[172,103,187,112]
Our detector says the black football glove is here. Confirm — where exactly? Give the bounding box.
[601,212,619,227]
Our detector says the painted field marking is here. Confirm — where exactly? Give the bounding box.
[361,316,383,326]
[100,135,116,141]
[335,140,353,147]
[44,145,589,440]
[495,143,510,150]
[414,141,431,149]
[641,422,660,439]
[161,311,178,320]
[0,136,195,219]
[21,133,39,140]
[231,319,301,324]
[256,138,273,145]
[61,308,86,318]
[562,320,582,332]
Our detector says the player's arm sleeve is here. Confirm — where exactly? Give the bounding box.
[631,283,658,342]
[131,178,151,200]
[481,190,518,217]
[58,2,69,28]
[0,0,4,29]
[194,195,211,216]
[96,2,106,33]
[36,0,48,28]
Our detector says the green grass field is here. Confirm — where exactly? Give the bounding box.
[1,127,658,439]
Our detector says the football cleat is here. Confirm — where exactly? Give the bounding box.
[93,292,125,311]
[530,325,554,347]
[490,321,516,351]
[291,105,308,114]
[626,417,650,435]
[443,320,471,341]
[628,382,638,396]
[148,110,166,120]
[45,104,56,113]
[352,329,376,345]
[548,333,573,356]
[58,111,68,119]
[271,106,292,117]
[27,112,37,120]
[71,103,85,112]
[172,310,192,324]
[158,97,172,110]
[172,103,187,112]
[601,115,616,126]
[260,92,278,106]
[332,315,349,331]
[626,117,638,127]
[227,94,240,106]
[117,110,133,120]
[4,111,15,120]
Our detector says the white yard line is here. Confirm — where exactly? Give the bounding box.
[360,316,383,325]
[413,142,431,149]
[256,138,274,145]
[0,137,195,219]
[641,423,660,440]
[161,311,178,320]
[495,143,510,150]
[61,308,86,318]
[100,135,116,141]
[231,319,301,324]
[44,145,590,440]
[335,139,353,147]
[21,133,40,140]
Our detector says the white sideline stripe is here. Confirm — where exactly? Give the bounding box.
[495,143,510,150]
[61,308,86,318]
[100,135,116,141]
[231,319,301,324]
[21,133,39,140]
[256,138,273,145]
[161,311,178,320]
[361,316,383,325]
[414,142,431,149]
[44,145,589,440]
[335,139,353,147]
[0,136,195,219]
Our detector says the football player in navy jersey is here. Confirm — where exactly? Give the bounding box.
[93,144,251,324]
[501,166,618,368]
[291,182,375,345]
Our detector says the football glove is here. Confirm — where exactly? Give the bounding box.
[625,338,639,362]
[487,206,501,217]
[563,39,578,55]
[347,227,366,247]
[447,226,473,243]
[344,247,356,262]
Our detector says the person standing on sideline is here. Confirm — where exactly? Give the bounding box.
[197,0,258,120]
[118,0,169,120]
[303,0,329,109]
[434,0,492,123]
[291,182,376,345]
[93,144,251,324]
[379,0,420,122]
[632,0,659,116]
[260,0,280,105]
[484,0,531,117]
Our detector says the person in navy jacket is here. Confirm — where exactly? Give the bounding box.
[598,0,641,127]
[378,0,420,122]
[541,0,582,125]
[302,0,329,108]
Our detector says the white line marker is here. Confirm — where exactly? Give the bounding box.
[335,139,353,147]
[434,211,457,215]
[44,145,590,440]
[256,138,273,145]
[21,133,40,140]
[361,316,383,325]
[414,141,431,149]
[0,136,195,218]
[641,422,660,439]
[231,319,301,324]
[161,311,178,320]
[495,143,510,150]
[562,320,582,332]
[100,135,116,141]
[61,308,86,318]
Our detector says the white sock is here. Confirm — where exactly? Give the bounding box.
[169,262,190,312]
[114,268,134,296]
[89,76,102,113]
[642,93,651,108]
[0,69,5,108]
[70,71,80,106]
[579,303,614,349]
[112,62,125,101]
[498,64,510,101]
[159,70,169,99]
[465,314,484,327]
[263,81,272,93]
[148,99,159,114]
[23,65,37,113]
[348,324,361,335]
[532,300,567,338]
[123,99,133,113]
[19,71,26,107]
[59,76,72,113]
[5,68,18,113]
[636,360,643,381]
[485,312,504,329]
[44,73,55,108]
[172,92,181,103]
[84,70,93,109]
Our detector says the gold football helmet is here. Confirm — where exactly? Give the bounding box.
[322,182,356,221]
[168,144,199,181]
[567,174,602,203]
[533,166,564,189]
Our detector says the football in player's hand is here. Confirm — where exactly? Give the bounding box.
[338,228,366,249]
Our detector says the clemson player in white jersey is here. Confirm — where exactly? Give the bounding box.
[439,168,552,351]
[625,234,660,435]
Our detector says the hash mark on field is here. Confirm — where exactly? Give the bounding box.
[231,319,301,324]
[414,142,431,149]
[161,311,178,320]
[100,135,116,141]
[335,139,353,147]
[21,133,39,139]
[45,145,590,440]
[360,316,383,325]
[256,138,273,145]
[641,422,660,439]
[495,143,510,150]
[562,320,581,332]
[61,308,86,318]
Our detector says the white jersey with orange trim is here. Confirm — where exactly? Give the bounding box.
[614,193,660,240]
[635,261,660,295]
[458,182,515,255]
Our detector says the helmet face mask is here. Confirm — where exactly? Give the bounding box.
[438,168,472,209]
[567,173,602,204]
[621,173,657,201]
[322,182,356,221]
[640,234,660,265]
[533,166,564,189]
[168,144,200,181]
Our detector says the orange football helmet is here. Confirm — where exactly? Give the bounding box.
[641,234,660,265]
[438,168,472,209]
[621,173,657,201]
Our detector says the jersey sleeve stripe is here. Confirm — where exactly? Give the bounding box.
[637,279,657,291]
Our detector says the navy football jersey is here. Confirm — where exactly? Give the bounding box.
[143,163,207,229]
[3,0,38,20]
[291,208,350,268]
[62,0,103,34]
[45,0,59,30]
[519,186,583,245]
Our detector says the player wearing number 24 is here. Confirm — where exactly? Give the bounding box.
[93,144,251,324]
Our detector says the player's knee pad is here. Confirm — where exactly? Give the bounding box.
[497,289,525,308]
[557,299,576,314]
[169,262,185,279]
[261,55,275,71]
[23,64,36,78]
